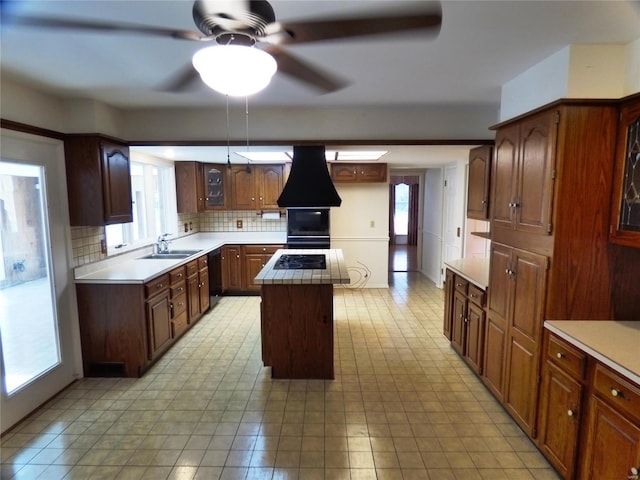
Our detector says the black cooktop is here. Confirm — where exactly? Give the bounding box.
[274,254,327,270]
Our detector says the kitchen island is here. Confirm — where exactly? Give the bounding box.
[254,249,350,379]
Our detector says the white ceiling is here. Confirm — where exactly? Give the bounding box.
[2,0,639,166]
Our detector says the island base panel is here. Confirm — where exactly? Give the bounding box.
[261,284,334,379]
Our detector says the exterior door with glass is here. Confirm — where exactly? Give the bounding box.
[0,129,81,433]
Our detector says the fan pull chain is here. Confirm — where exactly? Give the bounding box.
[245,96,251,173]
[226,94,231,169]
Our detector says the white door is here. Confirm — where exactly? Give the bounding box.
[442,165,462,264]
[0,129,81,433]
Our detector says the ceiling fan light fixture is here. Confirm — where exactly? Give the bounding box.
[192,45,277,96]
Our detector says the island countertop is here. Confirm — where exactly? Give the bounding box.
[254,249,351,285]
[544,320,640,386]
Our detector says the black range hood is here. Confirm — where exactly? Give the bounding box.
[277,145,342,208]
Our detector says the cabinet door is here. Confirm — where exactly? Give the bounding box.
[465,301,485,375]
[187,274,200,321]
[257,165,283,209]
[230,166,255,209]
[451,291,467,356]
[222,246,243,291]
[198,268,210,313]
[443,269,455,340]
[147,292,171,359]
[582,396,640,480]
[491,123,519,230]
[516,111,557,235]
[504,248,547,436]
[358,164,387,182]
[175,161,204,213]
[101,141,133,224]
[610,96,640,247]
[245,254,266,292]
[483,312,507,401]
[330,164,359,182]
[467,145,492,220]
[204,164,228,210]
[538,361,582,479]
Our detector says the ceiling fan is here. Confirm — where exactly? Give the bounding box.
[3,0,442,95]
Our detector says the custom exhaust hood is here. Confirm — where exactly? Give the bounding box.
[277,145,342,208]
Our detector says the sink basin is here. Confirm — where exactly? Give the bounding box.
[139,253,192,260]
[138,249,201,260]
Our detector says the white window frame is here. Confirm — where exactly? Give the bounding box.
[105,154,177,255]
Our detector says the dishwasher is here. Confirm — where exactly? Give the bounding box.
[208,247,222,307]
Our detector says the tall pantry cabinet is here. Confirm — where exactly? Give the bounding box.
[484,101,619,437]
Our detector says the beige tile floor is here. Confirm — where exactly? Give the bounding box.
[1,273,560,480]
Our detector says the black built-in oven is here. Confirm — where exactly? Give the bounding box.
[286,208,330,249]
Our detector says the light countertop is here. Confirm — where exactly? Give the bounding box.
[444,257,490,289]
[254,249,351,285]
[545,320,640,385]
[74,232,287,284]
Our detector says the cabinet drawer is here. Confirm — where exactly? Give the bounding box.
[171,291,187,318]
[547,333,587,380]
[170,280,186,297]
[198,255,208,269]
[171,312,188,338]
[593,363,640,421]
[186,260,199,276]
[169,266,186,284]
[454,275,468,294]
[468,284,486,306]
[244,245,281,255]
[144,274,169,298]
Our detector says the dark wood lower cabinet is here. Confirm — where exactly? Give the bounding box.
[538,362,583,478]
[146,291,172,359]
[482,312,507,402]
[76,253,211,377]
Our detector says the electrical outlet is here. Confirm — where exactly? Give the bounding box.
[189,222,193,231]
[237,219,243,229]
[184,223,188,232]
[370,220,375,228]
[100,239,107,254]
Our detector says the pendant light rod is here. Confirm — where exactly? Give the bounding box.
[226,94,231,169]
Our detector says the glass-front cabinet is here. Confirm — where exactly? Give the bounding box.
[204,164,227,209]
[610,94,640,247]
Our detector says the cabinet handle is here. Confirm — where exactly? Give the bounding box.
[178,302,184,307]
[611,388,622,398]
[464,317,468,323]
[629,467,638,478]
[156,283,163,289]
[456,282,463,287]
[556,352,564,359]
[236,255,240,258]
[567,409,575,417]
[481,200,487,205]
[251,197,255,201]
[470,293,477,298]
[177,273,183,278]
[178,287,184,292]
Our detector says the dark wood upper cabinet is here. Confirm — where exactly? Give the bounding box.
[467,145,492,220]
[230,164,284,210]
[610,94,640,248]
[175,161,205,213]
[64,135,133,226]
[330,163,387,183]
[491,110,557,236]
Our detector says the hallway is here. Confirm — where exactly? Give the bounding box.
[388,245,418,273]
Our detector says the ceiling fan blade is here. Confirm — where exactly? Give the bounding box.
[159,65,201,92]
[268,4,442,45]
[4,14,206,41]
[262,45,348,94]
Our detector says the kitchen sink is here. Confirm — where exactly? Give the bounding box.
[138,249,201,260]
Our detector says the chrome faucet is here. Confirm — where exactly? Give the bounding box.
[156,233,172,254]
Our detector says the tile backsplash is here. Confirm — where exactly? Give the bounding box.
[71,211,285,267]
[199,210,286,232]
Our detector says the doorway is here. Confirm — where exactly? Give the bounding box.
[0,130,80,433]
[389,175,419,272]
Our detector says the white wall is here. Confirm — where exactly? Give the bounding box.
[331,183,389,288]
[421,168,443,286]
[500,42,640,121]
